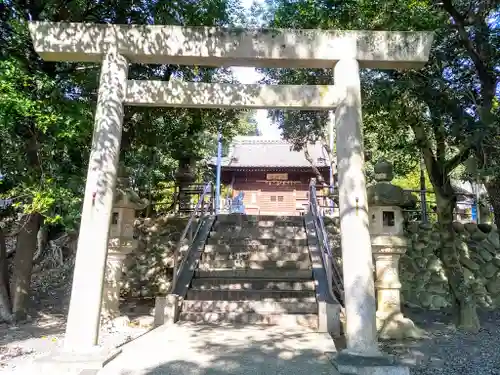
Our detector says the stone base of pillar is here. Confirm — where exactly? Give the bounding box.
[153,294,179,327]
[376,311,425,340]
[101,251,130,321]
[317,300,342,337]
[35,346,121,375]
[332,351,410,375]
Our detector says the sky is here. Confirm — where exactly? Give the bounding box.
[230,0,282,138]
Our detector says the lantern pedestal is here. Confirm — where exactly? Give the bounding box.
[367,160,423,340]
[100,172,147,321]
[101,238,137,320]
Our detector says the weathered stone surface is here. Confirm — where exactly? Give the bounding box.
[367,162,417,208]
[481,263,498,279]
[479,249,494,262]
[464,223,478,233]
[471,230,488,241]
[486,279,500,295]
[460,257,480,271]
[407,222,420,234]
[419,222,433,231]
[452,221,465,233]
[487,231,500,248]
[399,221,500,310]
[478,224,493,233]
[367,182,407,207]
[328,215,500,312]
[482,240,498,255]
[121,217,190,299]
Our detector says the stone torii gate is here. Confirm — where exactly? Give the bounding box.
[29,21,432,365]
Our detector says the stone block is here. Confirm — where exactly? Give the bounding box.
[376,312,426,340]
[36,347,121,375]
[486,279,500,295]
[153,294,179,326]
[332,351,410,375]
[317,300,342,337]
[487,231,500,248]
[471,230,488,241]
[452,221,465,233]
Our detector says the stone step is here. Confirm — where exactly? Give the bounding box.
[213,222,305,231]
[178,312,319,329]
[203,243,309,254]
[211,225,306,234]
[206,237,308,246]
[201,251,311,262]
[198,259,311,270]
[195,268,312,279]
[182,299,317,314]
[215,214,304,226]
[190,278,316,291]
[186,289,316,300]
[208,230,307,241]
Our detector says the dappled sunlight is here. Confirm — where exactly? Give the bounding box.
[64,47,129,348]
[125,80,342,109]
[24,17,436,372]
[334,58,378,353]
[28,22,433,69]
[99,323,338,375]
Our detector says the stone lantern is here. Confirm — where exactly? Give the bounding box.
[367,159,422,339]
[101,166,148,320]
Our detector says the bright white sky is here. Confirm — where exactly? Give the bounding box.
[230,0,282,138]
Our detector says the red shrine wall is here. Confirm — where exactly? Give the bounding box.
[220,169,330,216]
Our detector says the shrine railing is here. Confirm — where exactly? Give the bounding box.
[177,183,213,214]
[309,178,344,305]
[171,181,214,292]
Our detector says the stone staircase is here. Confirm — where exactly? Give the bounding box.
[179,214,319,329]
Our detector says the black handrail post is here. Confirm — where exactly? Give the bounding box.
[171,181,213,292]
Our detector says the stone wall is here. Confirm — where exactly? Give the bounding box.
[401,222,500,310]
[323,217,341,253]
[324,217,500,311]
[120,216,189,299]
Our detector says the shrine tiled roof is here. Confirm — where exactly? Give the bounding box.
[209,136,330,169]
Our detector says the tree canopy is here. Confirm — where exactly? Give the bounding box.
[257,0,499,331]
[0,0,257,321]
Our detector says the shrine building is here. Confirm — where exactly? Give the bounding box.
[210,136,331,216]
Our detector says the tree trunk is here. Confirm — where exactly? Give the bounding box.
[33,221,48,264]
[10,213,42,321]
[435,192,480,332]
[484,178,500,227]
[0,226,13,322]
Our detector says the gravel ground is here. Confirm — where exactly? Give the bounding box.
[0,314,150,374]
[381,308,500,375]
[2,277,500,375]
[0,263,154,374]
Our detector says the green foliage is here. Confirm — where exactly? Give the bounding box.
[259,0,499,194]
[0,0,254,226]
[258,0,499,329]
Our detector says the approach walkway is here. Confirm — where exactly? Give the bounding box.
[98,322,339,375]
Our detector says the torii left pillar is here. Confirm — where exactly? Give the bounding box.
[64,48,128,352]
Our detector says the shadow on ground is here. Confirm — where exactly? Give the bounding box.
[380,307,500,374]
[101,322,338,375]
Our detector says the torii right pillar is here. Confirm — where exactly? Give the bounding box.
[334,59,409,374]
[334,59,378,354]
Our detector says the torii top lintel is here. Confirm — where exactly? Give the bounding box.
[29,22,433,70]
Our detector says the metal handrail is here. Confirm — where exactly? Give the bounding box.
[171,181,213,292]
[309,178,344,305]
